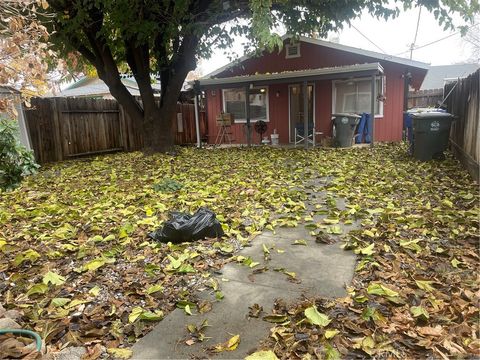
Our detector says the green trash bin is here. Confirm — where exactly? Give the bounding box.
[332,113,361,148]
[410,112,454,161]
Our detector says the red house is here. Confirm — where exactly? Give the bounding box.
[196,36,429,145]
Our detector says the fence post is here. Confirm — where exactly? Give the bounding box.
[50,98,64,161]
[118,103,127,151]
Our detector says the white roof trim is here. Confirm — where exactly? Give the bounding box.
[202,35,429,80]
[197,63,383,86]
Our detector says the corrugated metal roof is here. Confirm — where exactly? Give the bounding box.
[197,63,384,86]
[420,64,480,90]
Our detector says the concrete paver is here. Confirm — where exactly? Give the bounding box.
[132,178,359,360]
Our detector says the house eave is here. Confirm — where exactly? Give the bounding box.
[196,63,384,88]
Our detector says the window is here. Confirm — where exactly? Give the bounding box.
[285,43,301,59]
[222,87,269,122]
[333,77,384,116]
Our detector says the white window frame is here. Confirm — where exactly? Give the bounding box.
[285,43,301,59]
[222,86,270,123]
[332,76,385,118]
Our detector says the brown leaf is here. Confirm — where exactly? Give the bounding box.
[417,325,443,337]
[248,303,263,318]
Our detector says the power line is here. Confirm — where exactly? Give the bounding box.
[350,24,387,54]
[396,22,479,56]
[410,6,422,59]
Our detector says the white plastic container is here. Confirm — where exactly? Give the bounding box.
[271,133,279,146]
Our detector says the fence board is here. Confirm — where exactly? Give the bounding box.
[408,89,443,108]
[445,69,479,181]
[24,97,206,163]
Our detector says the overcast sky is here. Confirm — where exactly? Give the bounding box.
[197,7,478,76]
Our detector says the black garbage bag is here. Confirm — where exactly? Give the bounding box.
[148,207,224,244]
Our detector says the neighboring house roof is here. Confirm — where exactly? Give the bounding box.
[0,85,21,94]
[204,35,429,79]
[419,64,480,90]
[198,63,383,86]
[53,76,161,97]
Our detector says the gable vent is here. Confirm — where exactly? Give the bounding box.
[286,43,301,59]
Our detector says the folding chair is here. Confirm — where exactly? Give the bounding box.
[294,123,314,147]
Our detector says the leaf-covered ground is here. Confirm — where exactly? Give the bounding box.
[0,144,478,359]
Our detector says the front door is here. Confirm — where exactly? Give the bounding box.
[289,84,314,143]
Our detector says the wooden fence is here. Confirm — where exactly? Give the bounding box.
[445,69,479,181]
[408,89,443,108]
[24,97,206,163]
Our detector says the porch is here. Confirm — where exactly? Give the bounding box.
[193,63,384,148]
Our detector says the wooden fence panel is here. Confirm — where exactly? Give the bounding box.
[25,98,60,164]
[445,69,479,181]
[24,97,206,163]
[60,98,123,157]
[408,89,443,108]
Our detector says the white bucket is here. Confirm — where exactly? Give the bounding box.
[271,133,279,146]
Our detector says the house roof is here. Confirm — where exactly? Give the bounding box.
[295,36,429,69]
[0,85,21,94]
[419,64,480,90]
[204,35,429,79]
[53,76,161,97]
[197,63,384,87]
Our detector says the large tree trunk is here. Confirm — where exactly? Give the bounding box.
[141,35,199,153]
[144,102,176,153]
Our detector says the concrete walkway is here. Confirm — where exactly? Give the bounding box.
[132,180,359,359]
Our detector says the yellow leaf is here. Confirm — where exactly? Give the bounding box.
[415,280,435,292]
[89,286,101,296]
[213,334,240,352]
[107,348,132,359]
[325,329,339,339]
[129,306,143,323]
[245,350,279,360]
[227,334,240,348]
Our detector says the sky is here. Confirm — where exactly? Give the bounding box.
[197,7,478,77]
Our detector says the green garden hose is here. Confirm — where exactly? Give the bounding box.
[0,329,42,352]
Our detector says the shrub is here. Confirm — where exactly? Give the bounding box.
[0,117,39,191]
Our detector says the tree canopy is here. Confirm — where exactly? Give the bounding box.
[0,1,51,113]
[39,0,478,151]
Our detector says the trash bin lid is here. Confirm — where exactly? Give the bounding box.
[331,113,362,118]
[409,112,453,119]
[406,107,447,113]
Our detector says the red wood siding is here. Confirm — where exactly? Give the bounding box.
[205,39,425,144]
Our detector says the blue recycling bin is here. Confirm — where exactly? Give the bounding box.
[355,113,372,144]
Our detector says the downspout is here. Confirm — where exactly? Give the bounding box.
[403,70,412,111]
[245,84,251,147]
[370,74,376,147]
[193,81,201,148]
[194,95,201,148]
[303,81,308,149]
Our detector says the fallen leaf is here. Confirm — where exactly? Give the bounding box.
[263,314,288,323]
[367,283,399,297]
[292,239,308,246]
[42,271,66,286]
[107,348,132,359]
[410,306,429,320]
[245,350,279,360]
[304,306,331,327]
[213,334,240,352]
